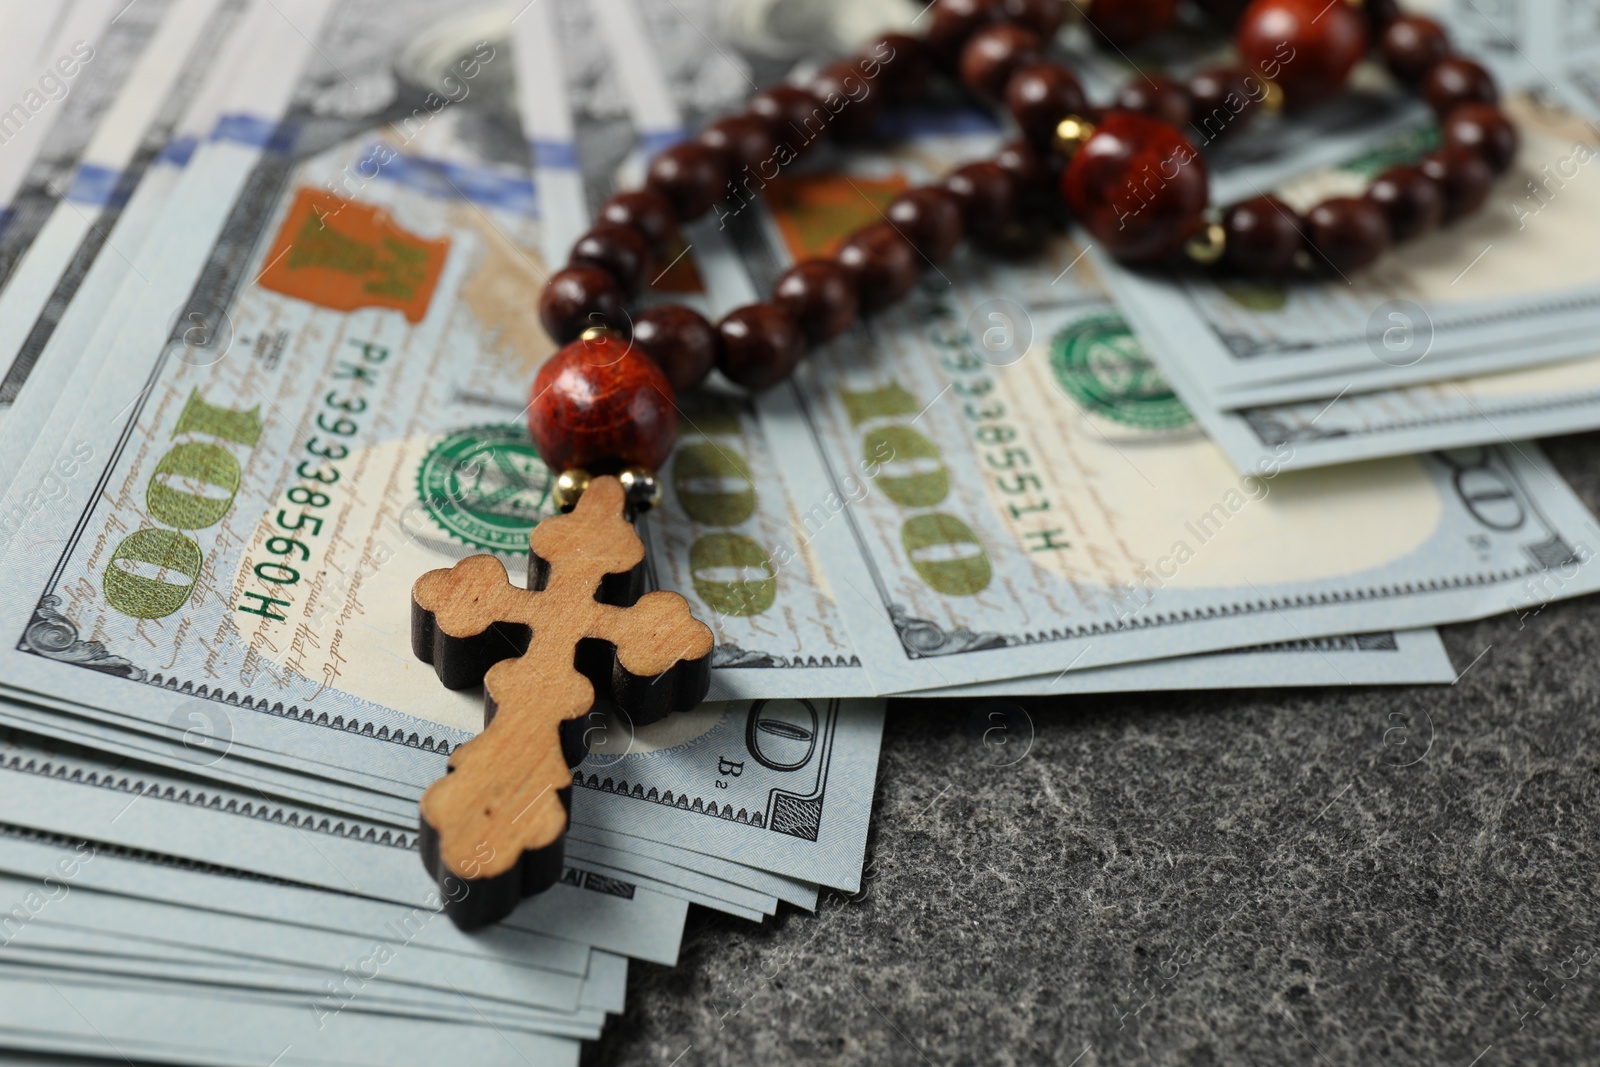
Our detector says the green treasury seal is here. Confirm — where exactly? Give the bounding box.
[1050,312,1194,431]
[416,425,553,552]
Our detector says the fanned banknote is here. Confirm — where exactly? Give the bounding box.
[1101,90,1600,408]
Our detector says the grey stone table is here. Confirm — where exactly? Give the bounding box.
[586,434,1600,1067]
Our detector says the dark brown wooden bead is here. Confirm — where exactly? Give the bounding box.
[1381,15,1450,84]
[1422,56,1497,116]
[716,303,805,391]
[1364,0,1402,37]
[866,33,932,100]
[837,224,920,311]
[1001,0,1065,37]
[1004,62,1089,149]
[809,59,885,140]
[749,85,824,154]
[539,265,626,344]
[886,186,965,263]
[773,259,859,344]
[696,114,782,174]
[1084,0,1180,47]
[645,142,730,222]
[1186,67,1259,143]
[1419,146,1494,222]
[630,304,718,392]
[927,0,1001,68]
[597,190,680,259]
[569,223,652,295]
[1222,195,1303,274]
[1305,197,1390,274]
[1115,74,1192,130]
[943,160,1018,240]
[960,23,1042,99]
[1194,0,1250,25]
[1443,102,1519,175]
[994,138,1067,230]
[994,139,1049,196]
[1365,164,1444,242]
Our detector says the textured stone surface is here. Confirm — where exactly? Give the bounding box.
[585,433,1600,1066]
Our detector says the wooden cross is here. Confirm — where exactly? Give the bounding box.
[410,475,713,929]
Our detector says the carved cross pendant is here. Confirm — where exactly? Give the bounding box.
[409,475,713,929]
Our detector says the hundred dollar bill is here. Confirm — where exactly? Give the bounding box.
[912,628,1456,697]
[0,0,264,485]
[731,154,1600,691]
[0,0,871,813]
[595,0,1478,697]
[0,0,243,416]
[1152,319,1600,472]
[0,969,581,1067]
[0,727,691,966]
[531,0,874,698]
[0,827,597,980]
[572,697,884,891]
[1101,90,1600,407]
[0,878,601,1026]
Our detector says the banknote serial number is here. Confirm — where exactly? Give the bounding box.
[936,347,1066,554]
[238,340,389,623]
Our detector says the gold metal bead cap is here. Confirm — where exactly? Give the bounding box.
[553,468,591,511]
[1052,115,1098,156]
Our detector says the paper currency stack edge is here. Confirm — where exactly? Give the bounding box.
[0,0,1593,1061]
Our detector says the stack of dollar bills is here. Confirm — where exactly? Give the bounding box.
[0,0,1597,1061]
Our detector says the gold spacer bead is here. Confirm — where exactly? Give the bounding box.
[617,465,664,514]
[1258,78,1285,116]
[1052,114,1098,157]
[579,325,624,344]
[553,468,591,511]
[1185,222,1228,266]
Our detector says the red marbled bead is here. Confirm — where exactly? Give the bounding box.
[630,304,718,392]
[1084,0,1180,47]
[1236,0,1368,109]
[528,333,678,474]
[1062,111,1210,264]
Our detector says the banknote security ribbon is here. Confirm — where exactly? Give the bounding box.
[410,475,714,929]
